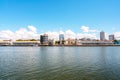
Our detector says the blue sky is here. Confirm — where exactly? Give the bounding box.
[0,0,120,39]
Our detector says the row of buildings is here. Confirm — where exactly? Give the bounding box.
[100,31,115,41]
[0,39,115,46]
[0,31,119,46]
[39,31,116,46]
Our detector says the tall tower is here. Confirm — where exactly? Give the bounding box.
[59,34,64,41]
[59,34,64,45]
[100,31,105,41]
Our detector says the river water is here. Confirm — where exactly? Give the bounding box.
[0,46,120,80]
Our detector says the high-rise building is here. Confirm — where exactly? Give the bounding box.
[40,34,48,45]
[59,34,64,45]
[109,34,115,41]
[100,31,105,41]
[59,34,64,41]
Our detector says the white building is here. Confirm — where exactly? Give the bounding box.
[80,41,113,45]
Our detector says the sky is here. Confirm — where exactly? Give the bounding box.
[0,0,120,40]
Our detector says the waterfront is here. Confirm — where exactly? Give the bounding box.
[0,47,120,80]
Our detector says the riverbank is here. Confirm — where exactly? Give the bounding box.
[0,44,120,47]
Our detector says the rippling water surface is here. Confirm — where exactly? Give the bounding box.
[0,46,120,80]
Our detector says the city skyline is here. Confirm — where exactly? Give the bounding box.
[0,0,120,40]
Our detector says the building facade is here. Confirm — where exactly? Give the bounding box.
[80,41,113,45]
[40,34,48,45]
[65,38,75,45]
[13,41,39,46]
[0,40,11,46]
[109,34,115,41]
[100,31,105,41]
[59,34,64,45]
[59,34,64,41]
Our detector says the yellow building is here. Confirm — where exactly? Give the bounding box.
[0,40,11,46]
[65,39,75,45]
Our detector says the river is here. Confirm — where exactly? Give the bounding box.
[0,46,120,80]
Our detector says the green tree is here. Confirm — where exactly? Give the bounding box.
[114,40,119,44]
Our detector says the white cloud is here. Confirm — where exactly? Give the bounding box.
[28,25,37,33]
[65,30,76,39]
[114,32,120,40]
[0,26,39,40]
[45,31,59,40]
[81,26,97,32]
[76,33,97,39]
[0,25,98,40]
[45,29,97,40]
[0,30,14,39]
[59,30,64,34]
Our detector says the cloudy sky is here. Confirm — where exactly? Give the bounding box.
[0,0,120,40]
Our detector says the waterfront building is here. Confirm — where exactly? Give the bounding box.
[12,41,39,46]
[59,34,64,45]
[100,31,105,41]
[80,41,113,45]
[40,34,48,45]
[75,39,82,45]
[65,38,75,45]
[0,40,11,46]
[109,34,115,41]
[59,34,64,41]
[48,39,55,45]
